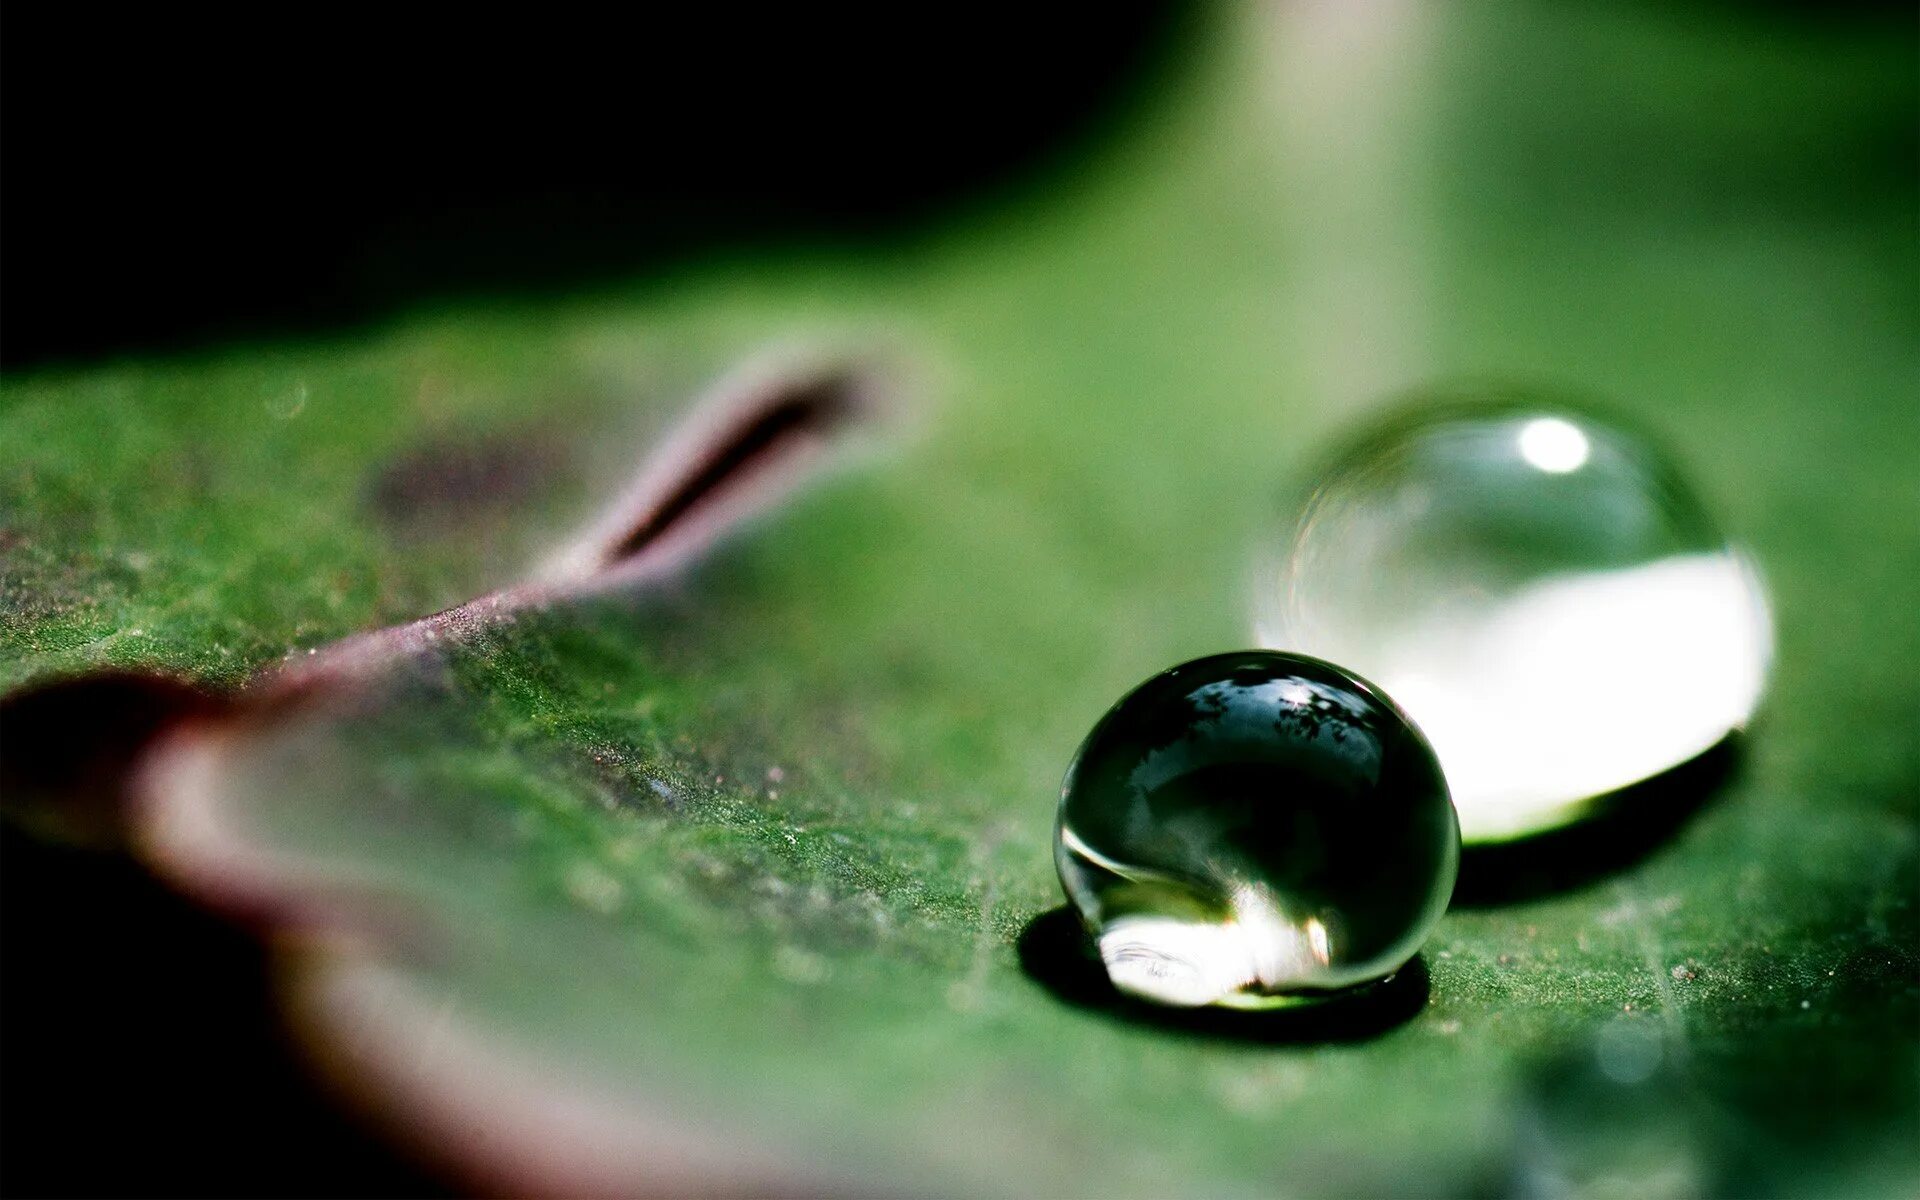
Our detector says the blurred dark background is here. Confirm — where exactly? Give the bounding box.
[3,5,1195,370]
[1,6,1195,1196]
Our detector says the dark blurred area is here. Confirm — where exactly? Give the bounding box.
[2,5,1195,369]
[1,832,458,1197]
[1,7,1192,1196]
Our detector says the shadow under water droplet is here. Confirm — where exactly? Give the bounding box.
[1017,906,1429,1044]
[1453,737,1745,908]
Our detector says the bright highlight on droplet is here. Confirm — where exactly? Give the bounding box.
[1257,396,1773,843]
[1363,554,1767,837]
[1517,416,1590,474]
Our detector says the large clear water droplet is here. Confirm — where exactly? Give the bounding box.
[1055,651,1457,1009]
[1256,396,1773,844]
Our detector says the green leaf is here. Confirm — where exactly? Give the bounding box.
[5,6,1915,1195]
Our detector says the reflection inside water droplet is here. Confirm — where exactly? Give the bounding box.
[1257,395,1773,843]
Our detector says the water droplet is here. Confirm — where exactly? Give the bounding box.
[1594,1016,1663,1084]
[1257,394,1772,843]
[1054,651,1457,1008]
[265,381,309,419]
[1517,1024,1719,1197]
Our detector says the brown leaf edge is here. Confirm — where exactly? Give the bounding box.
[8,345,897,1196]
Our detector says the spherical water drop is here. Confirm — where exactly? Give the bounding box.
[1256,395,1773,844]
[1055,651,1457,1009]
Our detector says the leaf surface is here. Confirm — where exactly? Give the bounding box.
[4,7,1916,1195]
